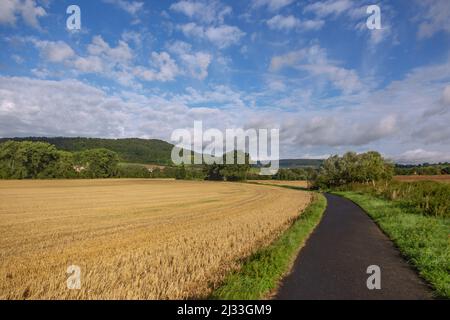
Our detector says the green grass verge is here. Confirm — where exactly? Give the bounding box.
[334,191,450,299]
[210,193,327,300]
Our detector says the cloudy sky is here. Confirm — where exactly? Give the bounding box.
[0,0,449,163]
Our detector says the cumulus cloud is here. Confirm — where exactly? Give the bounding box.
[1,53,450,163]
[0,76,241,140]
[416,0,450,39]
[252,0,295,12]
[170,0,232,24]
[283,114,397,147]
[179,23,245,48]
[87,35,133,63]
[394,149,450,164]
[270,45,363,94]
[303,0,353,18]
[28,36,220,84]
[32,40,75,63]
[423,85,450,118]
[133,52,179,82]
[0,0,46,29]
[102,0,144,16]
[267,15,324,31]
[167,41,212,80]
[171,1,244,49]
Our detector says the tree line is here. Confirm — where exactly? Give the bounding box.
[0,141,120,179]
[1,141,446,184]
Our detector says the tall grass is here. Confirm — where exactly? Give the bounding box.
[334,192,450,298]
[338,180,450,218]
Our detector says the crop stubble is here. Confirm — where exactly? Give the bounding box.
[0,179,310,299]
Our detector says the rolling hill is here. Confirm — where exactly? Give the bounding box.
[0,137,174,165]
[0,137,326,167]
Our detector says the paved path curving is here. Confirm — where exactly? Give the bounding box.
[275,193,434,300]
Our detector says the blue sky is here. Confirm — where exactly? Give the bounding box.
[0,0,449,163]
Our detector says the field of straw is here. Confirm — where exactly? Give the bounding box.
[0,179,311,299]
[249,180,309,188]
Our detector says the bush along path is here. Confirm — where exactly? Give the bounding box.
[275,193,434,300]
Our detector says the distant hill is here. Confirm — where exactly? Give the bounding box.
[0,137,175,165]
[0,137,327,168]
[279,159,324,168]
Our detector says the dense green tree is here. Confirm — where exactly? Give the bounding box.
[38,151,77,178]
[117,164,151,178]
[203,151,251,181]
[312,151,393,188]
[175,164,187,180]
[75,148,119,178]
[0,141,75,179]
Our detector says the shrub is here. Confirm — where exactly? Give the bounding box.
[340,181,450,218]
[311,151,394,188]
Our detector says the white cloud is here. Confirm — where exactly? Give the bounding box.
[394,149,450,164]
[270,45,363,94]
[11,54,24,64]
[179,22,205,38]
[179,23,245,48]
[280,114,398,147]
[252,0,295,12]
[121,30,143,47]
[416,0,450,39]
[87,35,133,63]
[72,56,104,73]
[175,85,247,109]
[167,41,212,80]
[0,0,46,29]
[205,25,246,48]
[170,0,232,24]
[32,40,75,63]
[1,54,450,163]
[303,0,352,18]
[442,85,450,105]
[134,52,179,82]
[0,76,239,139]
[301,19,326,31]
[267,15,300,30]
[28,36,208,84]
[267,14,324,31]
[102,0,144,15]
[423,85,450,117]
[266,79,287,91]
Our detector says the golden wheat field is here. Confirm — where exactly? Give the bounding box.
[248,180,309,188]
[0,179,311,300]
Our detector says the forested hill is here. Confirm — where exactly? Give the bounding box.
[0,137,327,167]
[279,159,324,168]
[0,137,174,165]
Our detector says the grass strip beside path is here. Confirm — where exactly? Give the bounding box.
[334,191,450,299]
[210,193,327,300]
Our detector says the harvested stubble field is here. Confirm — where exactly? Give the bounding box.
[249,180,309,188]
[0,179,311,300]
